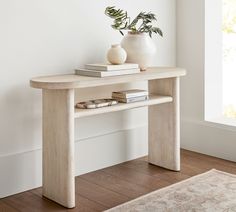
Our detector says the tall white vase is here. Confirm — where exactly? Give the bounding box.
[121,32,156,71]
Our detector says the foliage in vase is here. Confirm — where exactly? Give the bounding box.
[105,6,163,38]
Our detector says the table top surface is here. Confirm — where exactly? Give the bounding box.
[30,67,186,89]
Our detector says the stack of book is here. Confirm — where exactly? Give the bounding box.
[75,63,140,77]
[112,89,149,103]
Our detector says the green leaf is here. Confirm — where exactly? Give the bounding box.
[105,6,163,38]
[119,30,124,36]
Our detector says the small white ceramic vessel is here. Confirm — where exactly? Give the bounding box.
[121,32,156,71]
[107,44,127,65]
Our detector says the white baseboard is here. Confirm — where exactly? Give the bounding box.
[181,118,236,162]
[0,125,147,198]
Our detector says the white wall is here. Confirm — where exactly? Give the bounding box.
[204,0,223,121]
[177,0,236,162]
[0,0,176,197]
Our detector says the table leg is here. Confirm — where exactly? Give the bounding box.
[148,77,180,171]
[42,89,75,208]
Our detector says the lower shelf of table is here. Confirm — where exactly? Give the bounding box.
[74,95,173,118]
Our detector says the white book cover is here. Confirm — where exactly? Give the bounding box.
[114,96,149,103]
[112,89,149,98]
[75,68,140,78]
[85,63,139,71]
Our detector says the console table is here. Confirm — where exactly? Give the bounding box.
[30,67,186,208]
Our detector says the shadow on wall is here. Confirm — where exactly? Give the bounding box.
[74,122,148,176]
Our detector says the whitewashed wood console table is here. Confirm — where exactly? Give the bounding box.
[30,67,186,208]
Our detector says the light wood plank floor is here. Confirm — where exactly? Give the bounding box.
[1,149,236,212]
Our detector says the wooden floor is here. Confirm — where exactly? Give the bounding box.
[1,149,236,212]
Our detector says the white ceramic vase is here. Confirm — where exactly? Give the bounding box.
[121,32,156,71]
[107,44,127,65]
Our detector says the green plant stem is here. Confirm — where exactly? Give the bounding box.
[105,6,163,38]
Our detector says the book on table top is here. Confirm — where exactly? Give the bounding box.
[85,63,139,71]
[114,95,149,103]
[112,89,149,99]
[75,68,140,78]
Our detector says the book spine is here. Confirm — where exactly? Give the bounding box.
[112,92,148,99]
[75,68,140,77]
[75,70,101,77]
[85,65,107,71]
[115,96,148,103]
[126,96,148,103]
[85,64,139,71]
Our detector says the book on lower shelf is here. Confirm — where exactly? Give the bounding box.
[75,68,140,77]
[112,89,148,99]
[114,95,149,103]
[112,89,149,103]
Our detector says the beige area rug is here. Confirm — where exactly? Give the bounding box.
[105,169,236,212]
